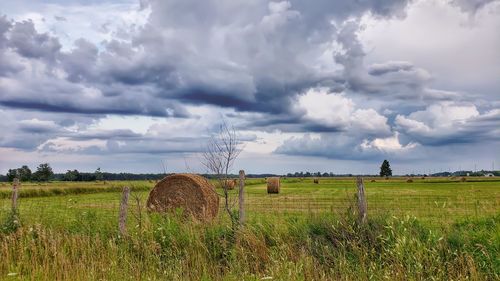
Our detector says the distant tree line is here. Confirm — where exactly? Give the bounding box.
[425,170,500,177]
[5,163,54,182]
[0,164,171,182]
[1,162,498,182]
[285,172,352,177]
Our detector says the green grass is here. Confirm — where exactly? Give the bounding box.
[0,177,499,230]
[0,177,499,280]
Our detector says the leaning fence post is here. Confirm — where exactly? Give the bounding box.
[238,170,245,226]
[12,178,19,211]
[356,176,367,224]
[118,186,130,236]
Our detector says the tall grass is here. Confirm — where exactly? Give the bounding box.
[1,211,498,280]
[0,183,151,199]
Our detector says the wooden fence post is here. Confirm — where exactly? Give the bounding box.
[356,176,367,224]
[118,186,130,236]
[238,170,245,226]
[11,178,19,211]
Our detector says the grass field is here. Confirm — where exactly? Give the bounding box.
[0,177,499,280]
[1,177,498,228]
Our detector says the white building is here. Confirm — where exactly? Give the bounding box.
[484,173,495,177]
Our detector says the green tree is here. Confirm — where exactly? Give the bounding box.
[94,167,104,181]
[379,160,392,177]
[33,163,54,182]
[63,169,81,181]
[6,166,32,182]
[7,169,17,182]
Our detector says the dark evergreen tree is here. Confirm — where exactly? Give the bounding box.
[380,160,392,177]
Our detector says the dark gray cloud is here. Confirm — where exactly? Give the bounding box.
[0,0,498,173]
[0,0,415,120]
[8,19,61,61]
[452,0,499,14]
[54,16,66,21]
[368,61,414,76]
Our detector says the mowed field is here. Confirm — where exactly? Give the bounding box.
[1,177,498,231]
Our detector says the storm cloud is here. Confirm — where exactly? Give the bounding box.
[0,0,498,174]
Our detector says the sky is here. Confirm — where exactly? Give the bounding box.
[0,0,499,175]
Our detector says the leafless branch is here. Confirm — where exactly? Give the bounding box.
[201,120,242,224]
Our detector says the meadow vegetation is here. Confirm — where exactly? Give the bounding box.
[0,177,498,280]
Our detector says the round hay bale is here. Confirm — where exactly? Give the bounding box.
[370,179,376,182]
[460,177,467,182]
[146,173,219,221]
[218,179,236,190]
[406,178,413,183]
[313,179,319,184]
[267,177,280,194]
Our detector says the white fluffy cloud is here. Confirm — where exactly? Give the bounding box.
[296,88,391,134]
[395,102,499,145]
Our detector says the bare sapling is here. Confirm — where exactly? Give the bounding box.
[202,121,242,227]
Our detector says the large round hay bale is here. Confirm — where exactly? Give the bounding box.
[267,177,280,194]
[313,179,319,184]
[146,174,219,221]
[406,178,413,183]
[460,177,467,182]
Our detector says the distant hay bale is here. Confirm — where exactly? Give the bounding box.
[460,177,467,182]
[146,173,219,221]
[267,177,281,194]
[313,179,319,184]
[218,179,237,190]
[370,179,376,182]
[406,178,413,183]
